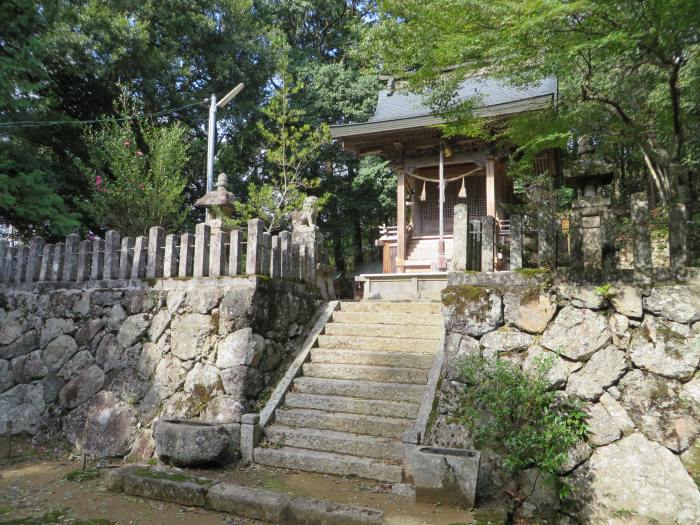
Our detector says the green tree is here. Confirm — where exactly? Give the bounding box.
[82,99,190,237]
[457,354,588,523]
[1,0,272,232]
[371,0,700,204]
[234,37,330,233]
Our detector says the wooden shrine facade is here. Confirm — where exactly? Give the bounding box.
[330,75,559,273]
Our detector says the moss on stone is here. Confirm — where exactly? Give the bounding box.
[515,268,549,278]
[442,285,489,312]
[133,467,214,487]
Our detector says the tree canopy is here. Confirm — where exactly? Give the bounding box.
[371,0,700,204]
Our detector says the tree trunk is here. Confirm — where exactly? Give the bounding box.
[329,199,346,274]
[352,216,363,268]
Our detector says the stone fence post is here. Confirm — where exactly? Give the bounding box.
[15,246,27,283]
[76,240,92,281]
[91,240,105,280]
[147,226,165,279]
[51,243,64,282]
[38,244,53,282]
[537,208,556,269]
[163,234,179,278]
[62,234,80,281]
[209,229,227,277]
[669,202,688,269]
[280,231,292,280]
[509,215,523,271]
[270,235,281,279]
[569,211,583,270]
[228,230,241,276]
[118,238,133,279]
[131,236,147,279]
[261,232,272,277]
[452,204,468,271]
[631,192,652,272]
[26,237,45,283]
[104,230,120,279]
[178,233,194,277]
[194,223,211,278]
[246,219,263,276]
[481,216,495,272]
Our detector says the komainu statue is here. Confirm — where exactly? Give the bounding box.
[291,196,319,229]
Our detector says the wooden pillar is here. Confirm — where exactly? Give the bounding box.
[486,157,497,218]
[396,169,406,273]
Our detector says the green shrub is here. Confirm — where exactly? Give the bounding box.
[456,355,587,522]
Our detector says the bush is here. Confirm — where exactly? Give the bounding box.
[81,95,189,237]
[456,354,587,522]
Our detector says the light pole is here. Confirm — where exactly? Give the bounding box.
[205,83,245,219]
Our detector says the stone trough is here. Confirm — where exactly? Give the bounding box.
[411,446,481,508]
[154,419,234,467]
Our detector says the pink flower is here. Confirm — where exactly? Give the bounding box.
[135,150,144,157]
[95,175,102,188]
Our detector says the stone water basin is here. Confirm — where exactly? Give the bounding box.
[154,419,234,467]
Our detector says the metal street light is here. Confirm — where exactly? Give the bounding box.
[206,83,245,194]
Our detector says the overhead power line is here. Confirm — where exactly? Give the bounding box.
[0,99,208,129]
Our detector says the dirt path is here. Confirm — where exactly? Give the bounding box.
[0,438,493,525]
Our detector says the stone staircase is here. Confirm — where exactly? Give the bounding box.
[253,301,443,482]
[405,236,454,271]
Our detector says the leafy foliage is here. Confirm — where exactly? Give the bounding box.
[233,36,330,233]
[371,0,700,203]
[81,97,189,237]
[457,354,588,515]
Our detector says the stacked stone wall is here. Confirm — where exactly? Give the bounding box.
[0,277,320,460]
[432,275,700,523]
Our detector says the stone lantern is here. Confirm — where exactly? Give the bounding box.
[195,172,236,232]
[563,136,615,269]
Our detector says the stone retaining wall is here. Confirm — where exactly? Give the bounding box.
[0,276,321,460]
[430,274,700,523]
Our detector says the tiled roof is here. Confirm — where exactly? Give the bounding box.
[330,75,557,138]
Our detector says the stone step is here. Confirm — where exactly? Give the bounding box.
[331,311,443,327]
[263,426,404,462]
[293,377,425,402]
[323,322,441,340]
[310,348,434,370]
[317,335,437,353]
[302,363,428,384]
[284,393,419,419]
[340,301,442,314]
[274,408,412,438]
[253,446,403,483]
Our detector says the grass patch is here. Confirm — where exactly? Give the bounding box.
[262,476,287,491]
[514,268,549,278]
[0,508,113,525]
[133,467,214,487]
[66,467,102,483]
[0,506,12,515]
